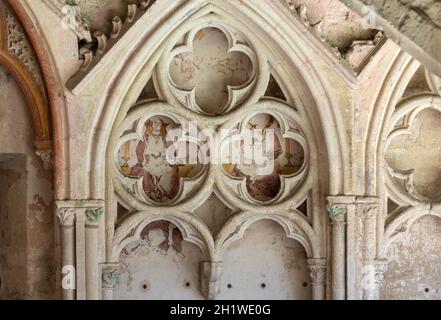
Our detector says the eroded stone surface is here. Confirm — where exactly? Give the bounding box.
[284,0,382,70]
[115,221,204,300]
[382,215,441,300]
[0,66,55,299]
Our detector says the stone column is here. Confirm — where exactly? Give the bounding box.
[326,198,347,300]
[101,263,120,300]
[360,201,380,300]
[55,200,104,300]
[56,206,76,300]
[85,207,103,300]
[307,258,327,300]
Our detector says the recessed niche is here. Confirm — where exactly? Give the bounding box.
[265,75,286,101]
[114,220,203,300]
[381,215,441,299]
[137,78,159,102]
[218,220,311,299]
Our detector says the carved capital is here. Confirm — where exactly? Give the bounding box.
[200,261,223,300]
[85,207,104,223]
[307,258,327,284]
[102,264,120,289]
[326,204,346,222]
[56,208,76,226]
[55,200,104,225]
[359,198,380,221]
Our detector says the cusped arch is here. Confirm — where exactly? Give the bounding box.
[214,211,317,260]
[112,210,215,261]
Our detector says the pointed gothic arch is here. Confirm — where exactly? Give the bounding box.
[5,0,68,198]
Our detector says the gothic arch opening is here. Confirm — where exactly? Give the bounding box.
[218,219,311,300]
[114,220,205,300]
[98,1,336,300]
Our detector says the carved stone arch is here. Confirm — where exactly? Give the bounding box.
[379,206,439,258]
[379,207,441,299]
[112,211,214,262]
[91,0,347,301]
[0,1,69,300]
[112,212,214,299]
[0,4,52,161]
[214,211,316,260]
[365,51,421,196]
[379,95,441,257]
[5,0,68,196]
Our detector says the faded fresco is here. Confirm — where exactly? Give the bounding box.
[223,114,304,202]
[115,220,203,300]
[118,116,202,203]
[169,27,254,114]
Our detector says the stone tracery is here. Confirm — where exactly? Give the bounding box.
[108,9,321,300]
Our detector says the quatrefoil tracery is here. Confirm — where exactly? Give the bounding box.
[116,114,207,206]
[222,113,307,203]
[169,26,255,115]
[115,19,309,209]
[111,16,316,274]
[385,96,441,204]
[157,20,267,116]
[115,103,309,208]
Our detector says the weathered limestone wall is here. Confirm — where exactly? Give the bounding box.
[0,65,55,299]
[114,219,311,300]
[382,215,441,299]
